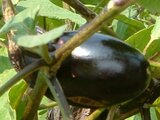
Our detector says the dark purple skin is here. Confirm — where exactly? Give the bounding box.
[23,32,150,108]
[47,32,150,108]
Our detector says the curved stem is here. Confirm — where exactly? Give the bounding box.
[140,107,151,120]
[44,76,72,120]
[39,102,57,110]
[106,106,118,120]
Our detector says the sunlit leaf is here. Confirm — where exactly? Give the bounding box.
[17,0,86,26]
[9,81,27,109]
[0,47,16,120]
[150,107,159,120]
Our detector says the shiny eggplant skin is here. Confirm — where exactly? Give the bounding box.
[46,32,150,108]
[23,31,150,108]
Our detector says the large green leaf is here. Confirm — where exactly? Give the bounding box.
[17,0,86,26]
[138,0,160,13]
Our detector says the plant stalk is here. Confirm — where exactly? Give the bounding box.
[22,70,48,120]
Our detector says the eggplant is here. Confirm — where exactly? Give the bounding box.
[22,32,150,108]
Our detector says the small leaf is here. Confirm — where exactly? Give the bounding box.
[9,81,27,109]
[125,26,153,52]
[17,0,86,26]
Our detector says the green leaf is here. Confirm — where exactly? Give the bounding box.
[0,6,39,35]
[17,0,86,26]
[16,25,66,47]
[138,0,160,13]
[9,80,27,120]
[112,5,143,40]
[115,15,145,30]
[144,17,160,58]
[125,115,135,120]
[150,107,159,120]
[0,93,16,120]
[133,114,141,120]
[145,40,160,58]
[0,47,12,73]
[9,81,27,109]
[112,20,137,40]
[0,47,16,120]
[125,26,153,52]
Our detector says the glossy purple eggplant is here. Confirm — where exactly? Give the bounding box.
[22,31,150,108]
[45,32,150,108]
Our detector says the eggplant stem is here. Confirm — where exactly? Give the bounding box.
[140,107,151,120]
[44,76,73,120]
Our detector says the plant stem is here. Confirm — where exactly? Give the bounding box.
[63,0,96,21]
[106,106,118,120]
[39,102,57,110]
[0,59,45,96]
[22,71,48,120]
[140,107,151,120]
[44,76,72,120]
[86,108,106,120]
